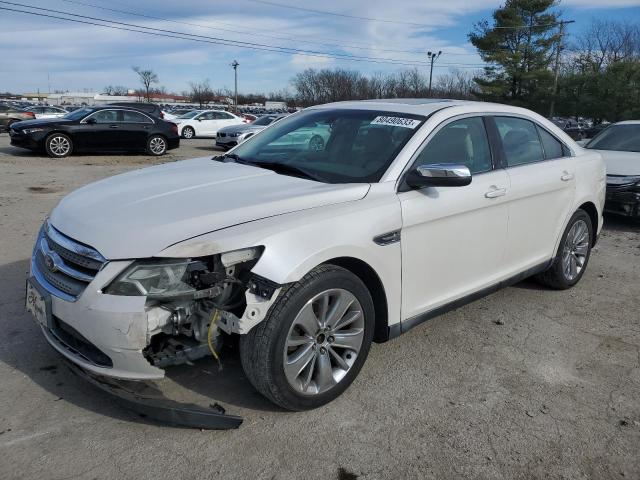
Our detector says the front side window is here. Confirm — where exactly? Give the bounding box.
[413,117,492,175]
[231,109,426,183]
[220,112,235,119]
[586,124,640,153]
[88,110,120,123]
[178,110,199,119]
[197,112,216,120]
[495,116,544,167]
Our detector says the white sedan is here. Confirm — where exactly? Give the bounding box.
[173,109,245,138]
[26,99,605,417]
[27,106,68,119]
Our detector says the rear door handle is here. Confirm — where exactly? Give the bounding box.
[485,187,507,198]
[109,124,120,129]
[561,171,574,181]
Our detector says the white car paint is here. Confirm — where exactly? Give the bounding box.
[586,121,640,176]
[174,109,245,138]
[29,106,68,119]
[29,99,605,380]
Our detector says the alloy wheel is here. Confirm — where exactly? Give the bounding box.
[149,137,166,155]
[562,219,589,281]
[283,288,365,395]
[49,136,70,156]
[183,127,194,139]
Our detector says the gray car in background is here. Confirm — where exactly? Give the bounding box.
[215,113,288,149]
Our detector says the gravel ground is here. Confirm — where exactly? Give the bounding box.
[0,133,638,480]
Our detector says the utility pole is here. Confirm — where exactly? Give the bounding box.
[231,60,239,113]
[549,20,575,117]
[427,51,441,97]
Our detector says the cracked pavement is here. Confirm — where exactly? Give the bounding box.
[0,133,638,479]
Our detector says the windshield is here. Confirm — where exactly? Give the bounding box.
[253,115,279,126]
[586,124,640,153]
[64,107,94,121]
[178,110,200,119]
[231,109,425,183]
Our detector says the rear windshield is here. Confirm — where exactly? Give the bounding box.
[232,109,426,183]
[586,124,640,153]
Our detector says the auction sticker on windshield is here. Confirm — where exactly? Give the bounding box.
[371,116,421,129]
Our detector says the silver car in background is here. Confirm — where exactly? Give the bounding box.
[216,113,288,149]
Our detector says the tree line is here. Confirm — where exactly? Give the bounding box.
[104,1,639,123]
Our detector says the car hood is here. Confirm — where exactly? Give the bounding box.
[594,149,640,176]
[49,157,370,259]
[218,123,263,134]
[12,118,72,129]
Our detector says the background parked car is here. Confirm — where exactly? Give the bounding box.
[584,120,640,218]
[9,106,179,158]
[174,109,245,138]
[27,106,68,119]
[0,103,35,130]
[216,113,288,149]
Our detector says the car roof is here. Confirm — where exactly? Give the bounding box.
[613,120,640,125]
[309,98,535,117]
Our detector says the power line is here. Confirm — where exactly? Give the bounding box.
[247,0,566,30]
[61,0,482,57]
[245,0,436,28]
[0,2,490,69]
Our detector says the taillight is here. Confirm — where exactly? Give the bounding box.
[24,111,35,118]
[160,112,165,119]
[170,123,178,134]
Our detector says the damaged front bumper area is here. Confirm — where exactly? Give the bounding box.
[28,221,281,428]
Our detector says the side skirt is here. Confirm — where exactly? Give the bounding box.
[387,260,552,340]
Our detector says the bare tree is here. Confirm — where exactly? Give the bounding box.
[132,66,159,102]
[188,80,215,107]
[103,85,129,96]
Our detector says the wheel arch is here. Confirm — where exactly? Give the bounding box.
[321,257,389,344]
[577,201,599,246]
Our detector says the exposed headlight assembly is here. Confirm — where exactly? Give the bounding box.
[23,128,45,134]
[103,248,263,299]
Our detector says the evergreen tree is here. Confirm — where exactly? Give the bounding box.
[469,0,560,111]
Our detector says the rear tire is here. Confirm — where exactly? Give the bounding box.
[44,133,73,158]
[536,209,593,289]
[240,265,375,411]
[182,126,195,139]
[146,135,167,156]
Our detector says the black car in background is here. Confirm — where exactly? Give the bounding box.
[9,106,179,158]
[107,102,164,119]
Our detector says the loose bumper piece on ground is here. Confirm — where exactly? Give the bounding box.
[66,360,243,430]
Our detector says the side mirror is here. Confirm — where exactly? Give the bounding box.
[405,163,472,189]
[86,117,97,125]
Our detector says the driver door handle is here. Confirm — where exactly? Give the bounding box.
[485,187,507,198]
[109,124,120,129]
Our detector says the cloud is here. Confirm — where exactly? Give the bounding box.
[1,0,639,94]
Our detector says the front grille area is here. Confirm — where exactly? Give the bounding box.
[32,221,106,301]
[49,315,113,367]
[218,132,226,137]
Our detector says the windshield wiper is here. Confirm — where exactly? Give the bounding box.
[215,155,324,182]
[243,160,324,182]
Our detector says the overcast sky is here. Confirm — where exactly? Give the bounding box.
[1,0,639,95]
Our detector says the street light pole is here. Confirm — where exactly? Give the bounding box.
[427,51,441,97]
[231,60,239,113]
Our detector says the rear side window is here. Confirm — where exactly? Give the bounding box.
[495,117,544,167]
[415,117,493,175]
[123,110,152,123]
[537,126,564,159]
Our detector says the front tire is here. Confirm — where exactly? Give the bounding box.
[147,135,167,156]
[45,133,73,158]
[240,265,375,411]
[181,126,195,139]
[536,209,593,289]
